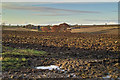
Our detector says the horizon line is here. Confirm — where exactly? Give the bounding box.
[1,23,119,26]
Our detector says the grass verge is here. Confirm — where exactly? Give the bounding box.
[2,46,47,71]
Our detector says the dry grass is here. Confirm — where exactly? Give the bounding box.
[3,26,119,34]
[71,27,118,34]
[0,57,2,61]
[2,27,38,31]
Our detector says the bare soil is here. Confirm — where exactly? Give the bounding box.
[2,29,120,79]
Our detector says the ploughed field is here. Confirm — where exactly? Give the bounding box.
[2,30,120,79]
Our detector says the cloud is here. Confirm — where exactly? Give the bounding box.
[31,13,75,16]
[107,22,118,24]
[112,10,118,12]
[42,20,70,24]
[3,3,100,14]
[84,19,118,24]
[85,19,117,22]
[2,0,119,2]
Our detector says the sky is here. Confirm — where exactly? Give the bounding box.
[2,2,118,25]
[2,0,119,2]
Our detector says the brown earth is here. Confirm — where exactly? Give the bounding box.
[2,29,120,79]
[71,27,118,34]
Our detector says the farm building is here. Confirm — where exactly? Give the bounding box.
[24,24,37,29]
[24,23,71,32]
[50,23,70,32]
[50,25,60,32]
[59,23,70,32]
[41,26,50,32]
[24,24,43,31]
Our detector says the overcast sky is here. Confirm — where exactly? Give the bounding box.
[2,2,118,25]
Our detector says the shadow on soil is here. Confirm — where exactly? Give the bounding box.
[3,42,119,59]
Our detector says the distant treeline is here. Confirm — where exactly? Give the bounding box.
[23,23,71,32]
[2,25,22,28]
[1,23,118,32]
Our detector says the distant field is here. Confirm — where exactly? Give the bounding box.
[2,27,38,31]
[71,27,118,34]
[2,26,119,35]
